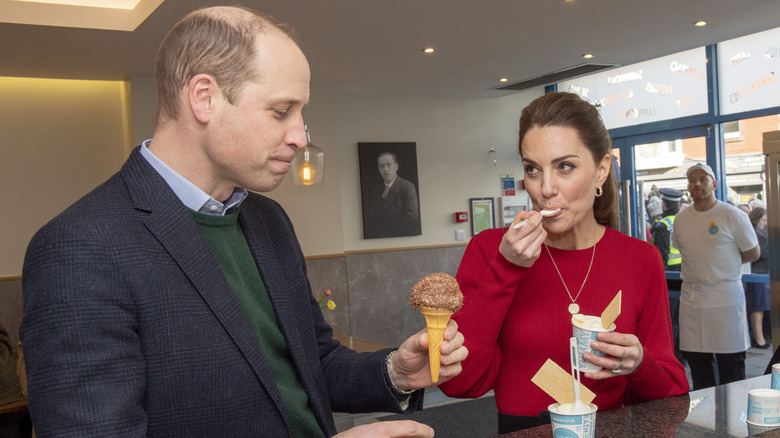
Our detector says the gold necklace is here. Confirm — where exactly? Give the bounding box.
[544,242,596,315]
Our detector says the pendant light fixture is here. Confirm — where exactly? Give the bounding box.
[292,125,325,186]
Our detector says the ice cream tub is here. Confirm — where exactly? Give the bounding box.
[549,402,597,438]
[571,314,615,372]
[771,364,780,390]
[747,388,780,427]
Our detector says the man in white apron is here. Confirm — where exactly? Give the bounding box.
[674,163,759,389]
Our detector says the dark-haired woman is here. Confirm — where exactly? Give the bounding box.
[438,92,688,434]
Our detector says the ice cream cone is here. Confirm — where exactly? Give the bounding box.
[419,306,452,383]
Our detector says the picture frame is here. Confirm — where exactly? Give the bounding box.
[469,197,495,236]
[358,142,422,239]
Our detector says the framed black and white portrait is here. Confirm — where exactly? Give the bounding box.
[358,142,422,239]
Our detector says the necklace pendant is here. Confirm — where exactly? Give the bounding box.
[568,303,580,314]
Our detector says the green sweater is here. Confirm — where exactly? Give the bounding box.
[191,210,323,438]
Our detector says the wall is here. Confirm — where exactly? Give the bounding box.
[2,75,539,344]
[335,91,538,252]
[130,78,348,257]
[130,77,542,257]
[305,244,467,346]
[0,77,130,276]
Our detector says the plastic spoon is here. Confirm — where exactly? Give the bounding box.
[569,336,589,414]
[512,208,561,229]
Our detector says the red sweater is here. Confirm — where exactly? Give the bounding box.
[439,227,689,415]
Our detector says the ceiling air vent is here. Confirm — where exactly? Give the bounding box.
[497,63,617,91]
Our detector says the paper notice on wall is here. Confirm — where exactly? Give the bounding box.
[501,174,516,196]
[500,195,532,227]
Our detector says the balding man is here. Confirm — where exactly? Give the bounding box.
[20,7,466,437]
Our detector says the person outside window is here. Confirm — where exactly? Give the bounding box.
[746,207,770,349]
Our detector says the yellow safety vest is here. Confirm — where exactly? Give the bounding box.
[659,215,681,266]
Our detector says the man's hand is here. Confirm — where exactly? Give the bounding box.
[387,319,467,390]
[333,420,434,437]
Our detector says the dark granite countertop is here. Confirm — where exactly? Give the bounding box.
[496,375,780,437]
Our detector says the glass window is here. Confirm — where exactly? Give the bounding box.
[717,26,780,115]
[558,47,709,130]
[636,137,704,199]
[724,114,780,207]
[724,120,742,142]
[632,135,705,242]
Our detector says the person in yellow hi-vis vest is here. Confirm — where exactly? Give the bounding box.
[651,188,684,270]
[651,187,684,361]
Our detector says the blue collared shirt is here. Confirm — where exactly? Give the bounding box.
[140,140,247,216]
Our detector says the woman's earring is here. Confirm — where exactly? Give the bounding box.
[595,186,603,197]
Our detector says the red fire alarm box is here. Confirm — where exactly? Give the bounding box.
[455,211,468,222]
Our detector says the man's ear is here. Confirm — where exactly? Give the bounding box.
[187,74,218,124]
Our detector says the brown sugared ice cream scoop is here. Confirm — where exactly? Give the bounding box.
[410,273,463,383]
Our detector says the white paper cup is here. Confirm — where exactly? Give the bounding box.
[747,388,780,427]
[771,364,780,390]
[572,314,615,372]
[549,402,597,438]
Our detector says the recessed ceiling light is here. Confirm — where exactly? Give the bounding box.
[422,48,435,54]
[583,53,594,59]
[694,20,708,27]
[499,78,508,83]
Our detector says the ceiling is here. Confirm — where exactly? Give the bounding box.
[1,0,778,98]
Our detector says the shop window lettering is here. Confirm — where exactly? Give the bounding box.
[730,50,751,66]
[619,107,656,119]
[646,82,673,95]
[670,61,704,81]
[566,85,590,98]
[676,93,694,109]
[596,89,634,108]
[607,69,643,85]
[728,73,777,103]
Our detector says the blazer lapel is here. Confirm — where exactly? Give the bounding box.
[239,207,326,418]
[120,149,291,427]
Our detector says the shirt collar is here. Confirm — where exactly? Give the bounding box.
[140,140,248,216]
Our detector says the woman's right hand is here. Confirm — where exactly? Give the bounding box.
[499,211,547,268]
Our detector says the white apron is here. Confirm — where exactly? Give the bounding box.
[679,279,750,353]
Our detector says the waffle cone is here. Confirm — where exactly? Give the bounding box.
[419,306,453,383]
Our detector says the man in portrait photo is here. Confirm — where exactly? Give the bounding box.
[360,145,422,239]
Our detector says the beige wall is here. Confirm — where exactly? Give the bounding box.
[130,78,348,257]
[0,77,130,276]
[334,91,538,251]
[131,78,540,255]
[1,75,539,276]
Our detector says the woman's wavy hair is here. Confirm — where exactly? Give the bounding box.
[518,92,619,229]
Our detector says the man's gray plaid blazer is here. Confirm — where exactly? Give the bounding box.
[20,147,422,437]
